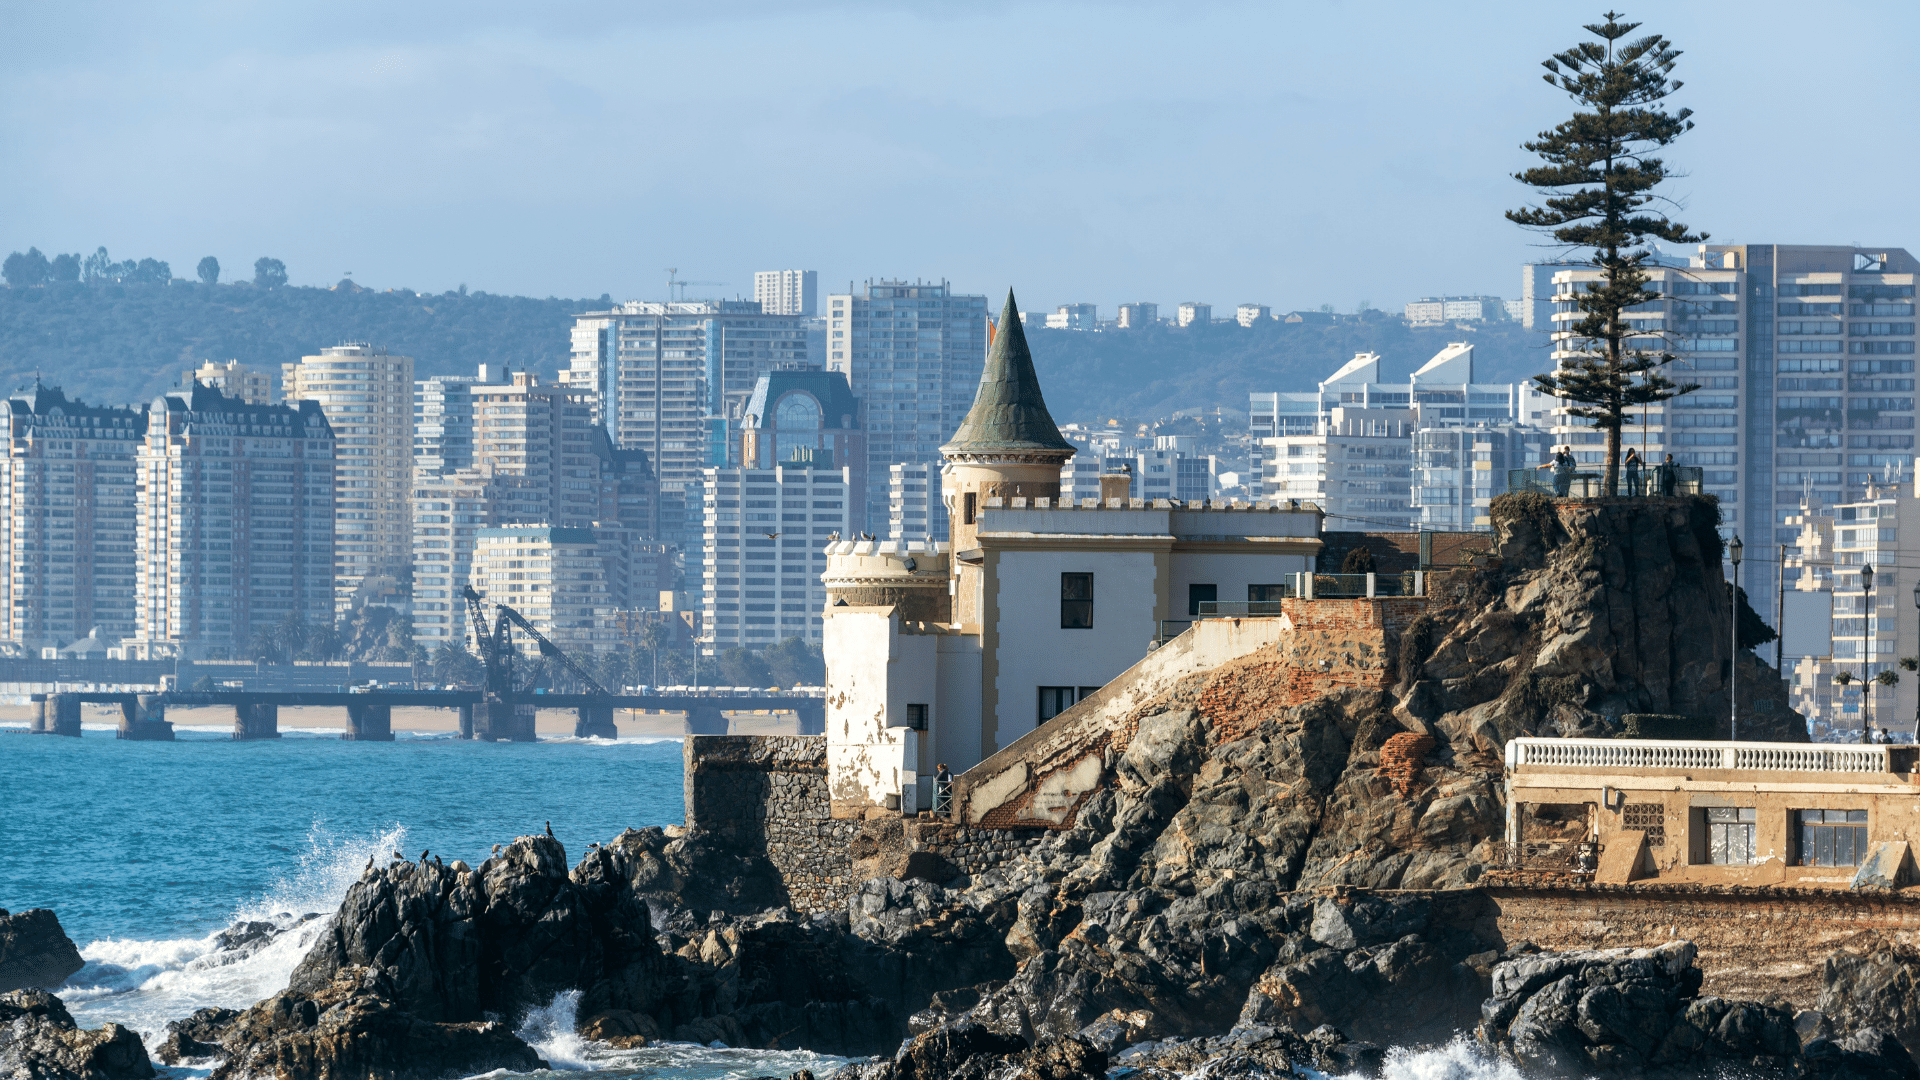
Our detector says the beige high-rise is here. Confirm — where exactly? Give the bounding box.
[284,343,415,614]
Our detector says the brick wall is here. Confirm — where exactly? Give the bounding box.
[683,735,859,912]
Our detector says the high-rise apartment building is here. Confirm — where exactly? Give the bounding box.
[1546,244,1919,613]
[184,360,273,405]
[1252,345,1553,526]
[1405,296,1508,324]
[1412,424,1554,530]
[409,369,650,649]
[1237,304,1272,327]
[700,459,851,652]
[283,344,414,612]
[887,462,947,542]
[127,384,335,658]
[468,525,640,654]
[822,280,988,528]
[754,270,818,317]
[0,386,146,652]
[564,300,808,504]
[1117,302,1158,328]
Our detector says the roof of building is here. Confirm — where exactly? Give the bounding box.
[153,382,331,431]
[941,290,1073,457]
[741,368,859,430]
[6,384,148,428]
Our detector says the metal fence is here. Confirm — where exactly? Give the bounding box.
[1508,465,1704,499]
[1487,840,1601,875]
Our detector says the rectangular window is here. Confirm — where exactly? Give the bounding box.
[1186,583,1217,616]
[1038,686,1075,722]
[904,703,927,731]
[1798,809,1868,866]
[1249,583,1288,604]
[1060,572,1093,628]
[964,491,976,525]
[1706,806,1757,865]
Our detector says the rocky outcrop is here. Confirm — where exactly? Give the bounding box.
[0,988,153,1080]
[208,968,545,1080]
[1820,938,1920,1068]
[156,1007,239,1064]
[0,908,86,993]
[288,835,668,1026]
[1478,941,1914,1078]
[828,1022,1105,1080]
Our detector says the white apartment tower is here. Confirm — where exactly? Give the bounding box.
[0,387,146,651]
[130,385,335,658]
[184,360,273,405]
[564,300,808,524]
[700,459,851,652]
[754,270,819,317]
[823,279,989,528]
[283,344,414,612]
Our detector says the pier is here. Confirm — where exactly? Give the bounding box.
[23,687,825,742]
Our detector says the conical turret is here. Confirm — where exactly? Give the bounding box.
[941,290,1073,459]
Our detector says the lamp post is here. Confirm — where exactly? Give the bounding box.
[1861,562,1875,744]
[1730,535,1742,740]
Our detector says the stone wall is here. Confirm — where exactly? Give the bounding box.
[683,735,859,913]
[1484,882,1920,1007]
[906,820,1051,875]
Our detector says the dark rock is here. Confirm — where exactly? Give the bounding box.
[0,988,154,1080]
[1479,941,1918,1078]
[210,968,545,1080]
[0,908,86,993]
[156,1006,240,1064]
[1821,940,1920,1067]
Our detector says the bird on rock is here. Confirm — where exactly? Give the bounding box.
[492,843,503,854]
[392,850,405,862]
[364,856,374,872]
[420,849,430,863]
[545,820,555,838]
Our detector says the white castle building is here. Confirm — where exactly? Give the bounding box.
[821,292,1324,816]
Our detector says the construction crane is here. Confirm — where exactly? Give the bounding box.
[463,585,610,700]
[663,268,727,302]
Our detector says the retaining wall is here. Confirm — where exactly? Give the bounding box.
[683,735,859,912]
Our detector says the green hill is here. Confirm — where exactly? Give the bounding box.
[0,278,1555,418]
[0,280,598,406]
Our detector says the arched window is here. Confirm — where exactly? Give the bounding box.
[777,393,821,431]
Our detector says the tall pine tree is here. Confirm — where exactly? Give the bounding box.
[1508,12,1703,497]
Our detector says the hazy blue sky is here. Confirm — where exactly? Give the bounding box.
[4,1,1916,313]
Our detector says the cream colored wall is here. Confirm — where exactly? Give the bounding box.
[989,548,1160,752]
[1169,549,1317,615]
[824,604,934,813]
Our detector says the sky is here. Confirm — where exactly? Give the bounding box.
[4,1,1918,315]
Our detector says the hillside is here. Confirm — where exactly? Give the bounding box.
[0,280,1554,417]
[1028,314,1556,423]
[0,281,598,406]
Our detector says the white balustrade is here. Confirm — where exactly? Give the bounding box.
[1506,737,1890,774]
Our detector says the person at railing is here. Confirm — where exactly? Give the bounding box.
[1537,446,1576,497]
[1657,453,1677,496]
[1623,447,1643,496]
[935,762,953,816]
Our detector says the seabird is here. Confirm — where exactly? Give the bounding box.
[492,843,503,854]
[420,849,430,863]
[364,856,374,872]
[545,821,555,838]
[392,850,405,861]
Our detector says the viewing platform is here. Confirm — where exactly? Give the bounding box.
[1507,465,1704,499]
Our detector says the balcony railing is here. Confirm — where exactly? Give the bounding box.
[1508,465,1704,499]
[1505,737,1894,774]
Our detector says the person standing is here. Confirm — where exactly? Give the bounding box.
[1537,446,1576,497]
[1658,453,1678,496]
[1623,447,1643,496]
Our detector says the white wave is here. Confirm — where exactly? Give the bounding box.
[64,821,409,1041]
[1341,1036,1533,1080]
[517,990,594,1071]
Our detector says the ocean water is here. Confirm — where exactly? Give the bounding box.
[0,724,845,1078]
[1,724,1535,1080]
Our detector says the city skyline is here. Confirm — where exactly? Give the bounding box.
[5,3,1917,315]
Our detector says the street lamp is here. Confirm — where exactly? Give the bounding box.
[1730,535,1742,741]
[1861,562,1875,744]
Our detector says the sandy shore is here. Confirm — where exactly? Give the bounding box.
[0,702,806,738]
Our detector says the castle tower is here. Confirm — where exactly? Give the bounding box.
[940,289,1074,631]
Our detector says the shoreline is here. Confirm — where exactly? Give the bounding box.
[0,703,808,738]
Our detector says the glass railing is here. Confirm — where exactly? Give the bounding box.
[1508,465,1704,499]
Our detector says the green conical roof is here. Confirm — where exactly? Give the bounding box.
[941,290,1073,457]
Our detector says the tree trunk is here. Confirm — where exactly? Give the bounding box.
[1605,421,1621,498]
